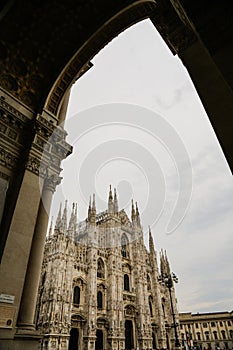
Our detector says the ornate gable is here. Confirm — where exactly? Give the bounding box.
[119,209,131,226]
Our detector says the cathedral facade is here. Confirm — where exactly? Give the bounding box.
[37,187,180,350]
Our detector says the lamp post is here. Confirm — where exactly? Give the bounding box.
[159,272,180,350]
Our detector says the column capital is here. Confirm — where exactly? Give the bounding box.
[43,172,62,192]
[26,114,72,178]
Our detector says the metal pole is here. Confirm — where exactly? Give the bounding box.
[168,278,180,348]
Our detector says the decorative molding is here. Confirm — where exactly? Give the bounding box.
[35,114,56,139]
[24,114,72,178]
[34,114,72,160]
[0,97,29,123]
[25,155,42,176]
[0,147,18,170]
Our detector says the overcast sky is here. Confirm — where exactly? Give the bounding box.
[50,19,233,313]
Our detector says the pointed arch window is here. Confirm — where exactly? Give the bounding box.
[73,286,80,305]
[97,291,103,309]
[121,234,129,258]
[149,296,153,317]
[97,258,104,278]
[147,274,151,291]
[124,274,130,291]
[162,303,165,317]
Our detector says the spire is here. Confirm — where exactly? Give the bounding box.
[88,196,91,221]
[164,250,171,275]
[135,201,140,225]
[68,202,77,238]
[131,199,135,222]
[160,249,166,276]
[114,188,118,213]
[74,203,78,236]
[48,217,53,239]
[68,203,74,230]
[75,203,78,222]
[88,194,96,224]
[149,226,155,254]
[108,185,114,213]
[55,203,62,231]
[92,193,96,214]
[149,226,158,272]
[61,200,67,233]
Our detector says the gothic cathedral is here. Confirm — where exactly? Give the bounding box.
[37,187,180,350]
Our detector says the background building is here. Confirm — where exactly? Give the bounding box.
[37,187,180,350]
[179,311,233,350]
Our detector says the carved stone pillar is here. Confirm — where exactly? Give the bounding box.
[17,173,61,330]
[0,101,72,350]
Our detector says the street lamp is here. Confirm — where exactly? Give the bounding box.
[159,272,180,349]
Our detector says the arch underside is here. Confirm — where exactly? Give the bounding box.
[0,0,157,114]
[0,1,232,169]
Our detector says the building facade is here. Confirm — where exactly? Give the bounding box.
[36,187,180,350]
[179,312,233,350]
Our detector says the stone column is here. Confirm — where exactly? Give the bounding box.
[179,40,233,171]
[17,173,61,330]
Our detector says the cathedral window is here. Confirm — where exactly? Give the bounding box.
[205,331,210,340]
[73,286,80,305]
[97,291,103,309]
[162,301,165,317]
[97,258,104,278]
[121,234,129,258]
[147,274,151,290]
[149,297,153,317]
[124,274,130,291]
[197,332,201,340]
